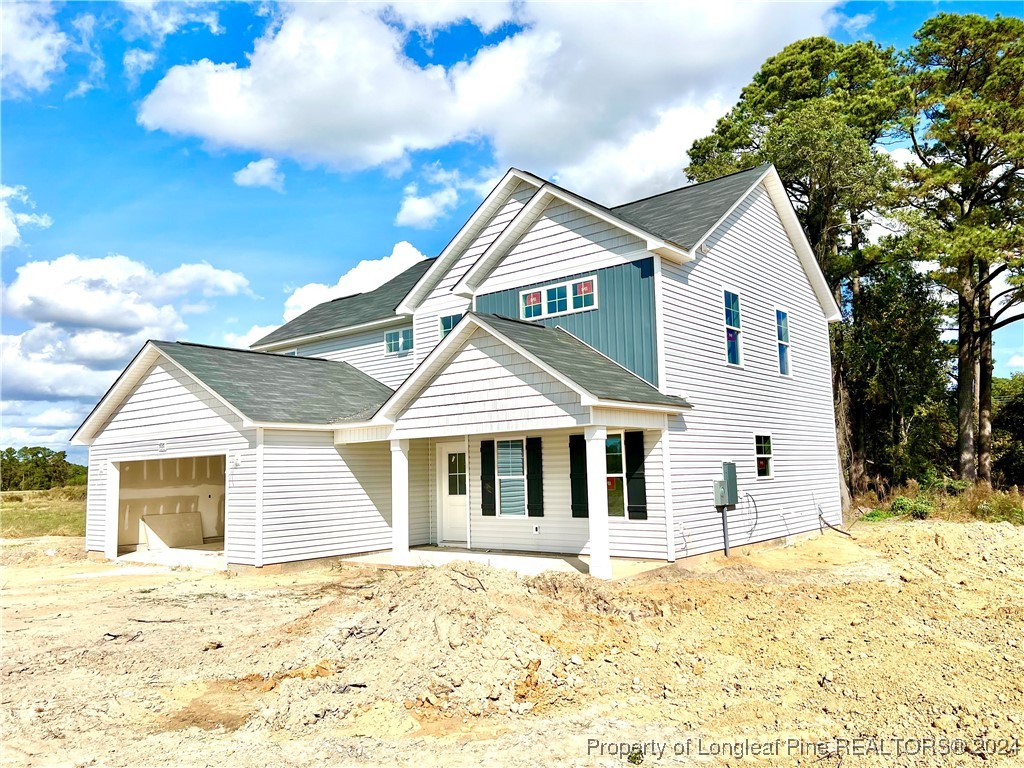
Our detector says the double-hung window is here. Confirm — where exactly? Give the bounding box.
[776,309,790,375]
[755,435,773,478]
[385,328,413,354]
[724,290,742,366]
[520,276,598,320]
[496,439,526,515]
[606,433,626,517]
[440,314,463,339]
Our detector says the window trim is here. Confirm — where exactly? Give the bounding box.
[385,327,414,355]
[774,306,791,377]
[754,433,774,480]
[495,438,528,516]
[518,275,599,321]
[605,431,628,517]
[439,313,463,339]
[723,287,743,367]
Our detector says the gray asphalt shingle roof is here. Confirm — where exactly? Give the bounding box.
[153,341,394,424]
[611,164,769,250]
[253,259,433,348]
[474,313,689,409]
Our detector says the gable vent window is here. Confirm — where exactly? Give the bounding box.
[440,314,463,339]
[724,290,742,366]
[519,275,598,321]
[755,435,773,478]
[776,309,790,375]
[385,328,413,354]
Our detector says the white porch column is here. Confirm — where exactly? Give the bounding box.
[391,439,411,566]
[584,425,612,580]
[104,461,119,560]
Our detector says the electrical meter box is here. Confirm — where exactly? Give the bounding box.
[713,461,738,507]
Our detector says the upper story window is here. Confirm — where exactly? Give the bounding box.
[281,349,297,357]
[385,328,413,354]
[440,314,463,339]
[776,309,790,375]
[724,290,742,366]
[519,275,598,321]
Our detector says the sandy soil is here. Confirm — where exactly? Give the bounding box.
[1,521,1022,767]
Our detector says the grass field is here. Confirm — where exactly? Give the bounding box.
[1,488,87,538]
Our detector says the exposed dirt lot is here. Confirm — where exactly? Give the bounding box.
[2,521,1022,767]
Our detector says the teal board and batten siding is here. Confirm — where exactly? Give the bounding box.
[659,184,843,560]
[85,359,258,565]
[475,258,658,385]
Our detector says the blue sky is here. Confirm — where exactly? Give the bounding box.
[2,1,1021,463]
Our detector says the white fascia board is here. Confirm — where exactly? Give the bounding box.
[760,169,843,322]
[376,314,601,421]
[688,165,774,256]
[241,420,341,431]
[250,316,409,352]
[452,184,692,298]
[71,343,253,445]
[591,399,689,414]
[394,170,540,315]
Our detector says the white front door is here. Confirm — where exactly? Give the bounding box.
[437,442,468,544]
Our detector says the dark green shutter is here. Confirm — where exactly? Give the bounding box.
[526,437,544,517]
[480,440,496,516]
[625,430,648,520]
[569,434,588,518]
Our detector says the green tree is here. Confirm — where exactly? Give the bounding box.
[897,13,1024,484]
[686,37,907,504]
[992,373,1024,487]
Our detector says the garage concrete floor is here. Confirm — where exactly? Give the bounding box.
[117,542,226,570]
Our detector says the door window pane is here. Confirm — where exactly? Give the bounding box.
[447,452,466,496]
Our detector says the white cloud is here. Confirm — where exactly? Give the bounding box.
[1,252,252,412]
[233,158,285,192]
[0,399,94,453]
[395,183,459,228]
[224,241,428,349]
[65,13,105,99]
[1,185,53,250]
[283,241,427,321]
[224,324,279,349]
[123,48,158,86]
[138,2,841,201]
[3,253,250,332]
[120,1,223,45]
[1007,354,1024,371]
[0,1,68,99]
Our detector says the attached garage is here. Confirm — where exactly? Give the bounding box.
[72,340,396,569]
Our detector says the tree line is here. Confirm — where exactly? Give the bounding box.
[685,13,1023,504]
[1,447,88,491]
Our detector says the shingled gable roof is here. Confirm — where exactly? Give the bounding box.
[72,341,395,444]
[379,312,689,421]
[251,259,432,349]
[612,164,773,250]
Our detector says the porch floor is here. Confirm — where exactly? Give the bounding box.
[344,545,667,579]
[116,542,226,570]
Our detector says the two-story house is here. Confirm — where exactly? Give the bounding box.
[72,164,843,578]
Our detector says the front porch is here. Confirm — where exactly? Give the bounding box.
[345,545,668,579]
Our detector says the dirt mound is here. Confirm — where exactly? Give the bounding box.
[0,536,86,567]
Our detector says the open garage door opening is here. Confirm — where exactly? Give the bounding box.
[116,455,226,567]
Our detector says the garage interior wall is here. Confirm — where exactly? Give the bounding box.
[117,456,226,550]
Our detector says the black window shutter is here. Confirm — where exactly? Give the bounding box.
[569,434,589,518]
[480,440,496,516]
[625,430,648,520]
[526,437,544,517]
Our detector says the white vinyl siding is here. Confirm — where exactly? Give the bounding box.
[294,325,414,389]
[260,430,397,565]
[458,428,668,558]
[85,359,257,565]
[392,329,588,439]
[475,199,649,295]
[660,183,843,560]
